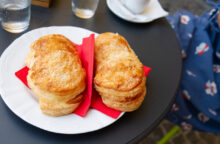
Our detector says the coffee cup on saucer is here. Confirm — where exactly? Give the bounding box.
[121,0,150,14]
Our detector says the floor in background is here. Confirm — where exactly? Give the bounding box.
[138,0,220,144]
[159,0,210,15]
[139,120,220,144]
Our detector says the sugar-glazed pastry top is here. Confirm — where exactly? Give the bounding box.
[25,34,86,96]
[25,34,86,116]
[94,32,144,91]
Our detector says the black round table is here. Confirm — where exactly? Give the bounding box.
[0,0,182,143]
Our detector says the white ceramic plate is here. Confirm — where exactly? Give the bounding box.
[106,0,168,23]
[0,26,124,134]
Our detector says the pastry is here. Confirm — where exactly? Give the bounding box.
[25,34,86,116]
[94,32,146,112]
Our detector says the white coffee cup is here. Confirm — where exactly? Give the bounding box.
[121,0,150,14]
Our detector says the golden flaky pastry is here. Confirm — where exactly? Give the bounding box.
[25,34,86,117]
[94,32,146,112]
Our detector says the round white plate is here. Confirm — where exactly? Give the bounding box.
[106,0,168,23]
[0,26,124,134]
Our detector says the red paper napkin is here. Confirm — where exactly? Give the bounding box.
[15,66,29,88]
[74,34,94,117]
[15,34,151,119]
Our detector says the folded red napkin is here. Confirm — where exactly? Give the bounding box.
[15,34,151,119]
[15,66,29,88]
[74,34,94,117]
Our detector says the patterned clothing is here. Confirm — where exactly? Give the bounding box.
[166,3,220,132]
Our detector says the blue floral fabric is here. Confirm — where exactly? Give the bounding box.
[166,4,220,132]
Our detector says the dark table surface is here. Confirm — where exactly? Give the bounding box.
[0,0,182,143]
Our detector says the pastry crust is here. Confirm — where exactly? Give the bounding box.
[25,34,86,116]
[101,86,146,112]
[94,32,146,112]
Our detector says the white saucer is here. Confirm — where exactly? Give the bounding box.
[106,0,168,23]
